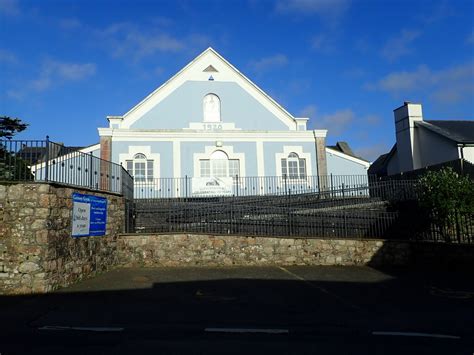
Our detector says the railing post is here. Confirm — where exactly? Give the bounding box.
[44,135,50,182]
[330,173,333,198]
[89,152,94,189]
[236,174,239,197]
[185,175,188,199]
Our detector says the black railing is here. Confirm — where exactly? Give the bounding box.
[134,174,373,199]
[133,179,473,243]
[0,137,133,196]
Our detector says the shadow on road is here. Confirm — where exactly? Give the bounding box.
[1,266,473,354]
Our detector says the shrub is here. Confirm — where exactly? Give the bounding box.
[417,167,474,241]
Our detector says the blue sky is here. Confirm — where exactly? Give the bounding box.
[1,0,473,160]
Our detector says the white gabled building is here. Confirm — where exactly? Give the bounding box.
[369,102,474,177]
[86,48,368,196]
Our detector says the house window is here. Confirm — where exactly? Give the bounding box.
[203,94,221,122]
[126,153,154,182]
[199,150,240,178]
[281,152,306,179]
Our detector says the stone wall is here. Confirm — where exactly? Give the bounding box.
[117,233,474,268]
[0,183,125,294]
[117,234,412,267]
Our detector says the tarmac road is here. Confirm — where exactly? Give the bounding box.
[0,265,473,354]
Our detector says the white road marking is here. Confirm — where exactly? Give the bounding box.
[205,327,289,334]
[38,326,124,332]
[372,331,460,339]
[277,266,363,311]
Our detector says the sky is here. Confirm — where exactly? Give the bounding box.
[1,0,473,161]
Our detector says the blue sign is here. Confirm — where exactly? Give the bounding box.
[72,193,108,237]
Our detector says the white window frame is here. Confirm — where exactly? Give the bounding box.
[119,146,160,180]
[125,153,155,182]
[275,146,312,178]
[194,145,245,180]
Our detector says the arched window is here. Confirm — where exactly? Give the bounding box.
[125,153,154,182]
[281,152,306,179]
[203,94,221,122]
[200,150,240,178]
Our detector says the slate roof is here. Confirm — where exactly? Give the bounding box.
[417,120,474,144]
[367,144,396,177]
[327,141,368,162]
[17,145,84,164]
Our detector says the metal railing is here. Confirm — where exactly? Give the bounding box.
[0,137,133,195]
[134,174,373,199]
[133,179,473,243]
[134,181,402,238]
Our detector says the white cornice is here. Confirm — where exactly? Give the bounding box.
[105,128,326,140]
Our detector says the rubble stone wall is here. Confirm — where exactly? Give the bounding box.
[117,233,474,269]
[0,183,125,294]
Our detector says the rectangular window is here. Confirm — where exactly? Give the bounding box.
[126,160,133,174]
[147,160,154,181]
[288,160,298,179]
[281,159,287,176]
[200,160,210,177]
[212,160,227,177]
[229,159,240,178]
[299,158,306,178]
[135,162,146,182]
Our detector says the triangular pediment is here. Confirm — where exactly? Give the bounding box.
[120,47,297,130]
[203,65,218,72]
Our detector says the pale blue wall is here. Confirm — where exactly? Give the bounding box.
[262,142,317,176]
[326,151,368,175]
[130,81,290,131]
[112,141,174,176]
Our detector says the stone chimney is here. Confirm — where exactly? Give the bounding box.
[393,101,423,172]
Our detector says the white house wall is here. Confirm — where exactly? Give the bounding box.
[416,127,459,168]
[326,150,368,176]
[463,147,474,164]
[112,139,319,178]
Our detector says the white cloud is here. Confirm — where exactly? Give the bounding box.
[380,29,421,62]
[7,60,96,99]
[0,0,20,16]
[275,0,350,22]
[365,62,474,105]
[249,54,288,72]
[315,108,354,135]
[98,23,184,61]
[0,48,17,64]
[365,65,433,93]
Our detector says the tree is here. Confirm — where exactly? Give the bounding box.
[0,116,32,181]
[0,116,28,139]
[418,167,474,242]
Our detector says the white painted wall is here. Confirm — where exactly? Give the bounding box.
[463,147,474,164]
[416,128,459,168]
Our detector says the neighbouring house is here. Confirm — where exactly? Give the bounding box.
[369,102,474,177]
